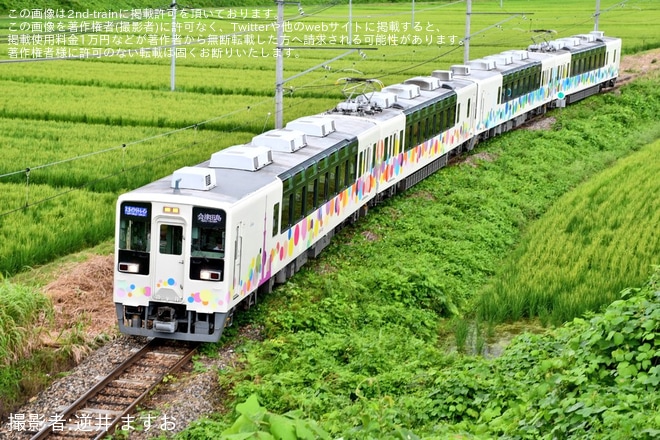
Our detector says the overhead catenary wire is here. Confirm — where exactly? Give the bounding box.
[0,0,645,219]
[0,99,277,219]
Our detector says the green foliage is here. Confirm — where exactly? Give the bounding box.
[0,186,116,275]
[0,281,57,418]
[210,270,660,439]
[485,268,660,438]
[179,394,331,440]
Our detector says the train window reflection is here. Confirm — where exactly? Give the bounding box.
[191,227,225,258]
[119,202,151,252]
[119,218,150,252]
[159,224,183,255]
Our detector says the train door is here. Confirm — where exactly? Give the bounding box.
[232,222,243,295]
[153,220,185,302]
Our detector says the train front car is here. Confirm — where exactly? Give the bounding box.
[113,148,278,343]
[114,196,231,342]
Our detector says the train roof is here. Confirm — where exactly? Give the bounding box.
[126,77,459,206]
[528,30,614,54]
[123,30,621,208]
[125,115,378,205]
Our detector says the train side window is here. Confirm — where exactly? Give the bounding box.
[272,202,280,237]
[300,186,306,220]
[338,161,346,189]
[347,155,355,185]
[319,172,328,203]
[306,180,316,215]
[281,193,293,232]
[329,166,337,196]
[412,121,420,146]
[294,188,303,222]
[456,103,461,124]
[466,99,471,118]
[406,123,413,150]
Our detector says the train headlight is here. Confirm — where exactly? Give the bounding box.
[119,262,140,273]
[200,270,222,281]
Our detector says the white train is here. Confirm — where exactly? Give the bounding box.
[114,31,620,341]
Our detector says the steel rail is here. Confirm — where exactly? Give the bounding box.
[29,339,197,440]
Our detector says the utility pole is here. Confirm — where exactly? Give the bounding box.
[348,0,352,44]
[412,0,415,28]
[275,0,284,128]
[464,0,471,64]
[170,2,177,91]
[594,0,601,31]
[273,1,375,128]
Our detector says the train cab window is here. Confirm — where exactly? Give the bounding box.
[119,202,151,252]
[191,207,226,257]
[189,207,226,282]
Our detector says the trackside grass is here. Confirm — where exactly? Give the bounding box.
[477,136,660,325]
[0,282,53,417]
[177,75,660,439]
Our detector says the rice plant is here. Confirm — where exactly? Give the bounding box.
[477,138,660,325]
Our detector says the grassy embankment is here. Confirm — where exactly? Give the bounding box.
[177,76,660,438]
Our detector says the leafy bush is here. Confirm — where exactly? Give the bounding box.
[196,269,659,438]
[487,268,660,439]
[179,394,331,440]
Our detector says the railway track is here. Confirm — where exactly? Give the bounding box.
[29,339,197,440]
